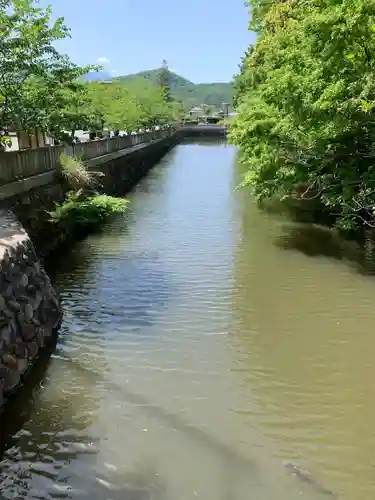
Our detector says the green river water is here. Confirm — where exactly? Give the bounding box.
[1,139,374,500]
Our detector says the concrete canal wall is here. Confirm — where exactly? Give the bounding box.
[86,131,178,196]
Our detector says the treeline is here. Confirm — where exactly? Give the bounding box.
[0,0,181,149]
[230,0,375,233]
[85,80,183,136]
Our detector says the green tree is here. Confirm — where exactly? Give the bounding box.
[230,0,375,232]
[158,59,172,103]
[87,78,176,132]
[171,100,185,122]
[134,82,173,127]
[232,46,253,108]
[0,0,94,143]
[49,83,100,141]
[87,81,144,132]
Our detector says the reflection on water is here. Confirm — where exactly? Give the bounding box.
[1,140,375,500]
[276,224,347,260]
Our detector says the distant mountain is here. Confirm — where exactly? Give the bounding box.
[83,71,112,82]
[116,69,233,110]
[82,68,233,110]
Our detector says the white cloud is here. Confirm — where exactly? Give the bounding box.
[96,56,110,65]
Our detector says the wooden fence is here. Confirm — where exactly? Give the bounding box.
[0,128,174,186]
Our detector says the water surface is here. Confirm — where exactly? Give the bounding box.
[1,139,374,500]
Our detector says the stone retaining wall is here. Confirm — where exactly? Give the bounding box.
[0,210,62,409]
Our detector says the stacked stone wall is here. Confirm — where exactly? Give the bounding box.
[0,210,61,409]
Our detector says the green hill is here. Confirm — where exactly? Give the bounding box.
[115,69,233,111]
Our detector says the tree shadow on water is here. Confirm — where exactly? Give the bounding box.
[273,223,372,274]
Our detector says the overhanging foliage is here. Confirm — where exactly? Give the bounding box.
[230,0,375,232]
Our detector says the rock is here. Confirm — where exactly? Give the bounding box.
[0,363,7,379]
[18,296,30,306]
[0,379,3,407]
[50,293,61,310]
[53,314,62,329]
[7,323,17,346]
[0,325,11,346]
[39,300,49,324]
[24,303,33,322]
[2,252,9,266]
[33,276,44,290]
[7,300,21,312]
[32,291,43,311]
[14,343,28,358]
[26,284,36,295]
[0,314,10,328]
[7,262,21,280]
[2,353,17,368]
[27,341,38,360]
[17,311,25,324]
[3,367,20,392]
[36,329,45,348]
[21,324,36,341]
[38,325,51,339]
[3,285,13,298]
[2,307,13,319]
[0,296,6,312]
[15,244,24,260]
[25,266,35,278]
[18,273,28,288]
[17,357,28,375]
[2,272,10,284]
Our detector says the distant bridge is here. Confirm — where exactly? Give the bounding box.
[179,124,227,137]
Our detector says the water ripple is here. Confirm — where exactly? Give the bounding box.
[1,141,371,500]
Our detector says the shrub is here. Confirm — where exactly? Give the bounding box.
[49,192,128,231]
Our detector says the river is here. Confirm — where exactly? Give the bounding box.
[1,138,374,500]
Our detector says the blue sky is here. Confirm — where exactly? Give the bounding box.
[39,0,255,83]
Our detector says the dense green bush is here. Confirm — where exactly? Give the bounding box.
[230,0,375,232]
[49,192,128,231]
